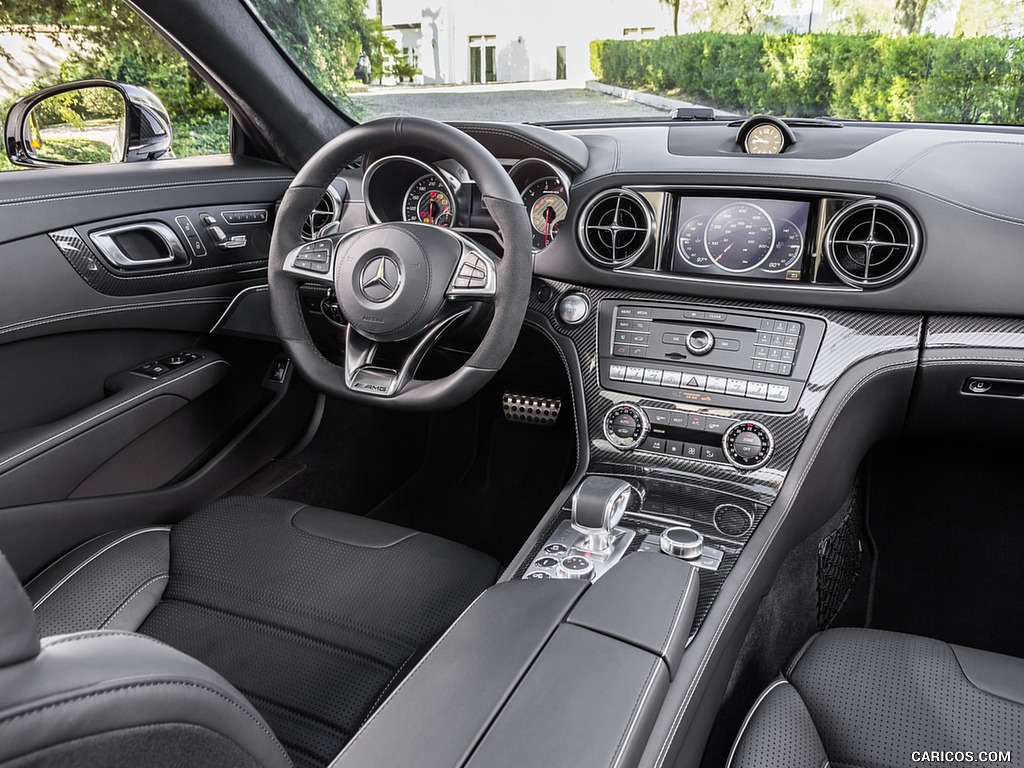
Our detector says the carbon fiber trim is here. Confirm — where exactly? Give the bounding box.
[926,315,1024,349]
[532,279,922,499]
[50,229,267,296]
[513,472,764,635]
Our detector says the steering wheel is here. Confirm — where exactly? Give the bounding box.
[268,117,533,411]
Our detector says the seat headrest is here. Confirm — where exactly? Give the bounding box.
[0,550,39,667]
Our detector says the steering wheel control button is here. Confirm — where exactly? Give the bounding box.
[685,329,715,355]
[660,527,705,560]
[557,292,591,325]
[723,421,774,470]
[557,556,594,580]
[603,403,650,450]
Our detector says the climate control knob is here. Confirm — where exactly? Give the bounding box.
[722,421,773,470]
[603,403,650,451]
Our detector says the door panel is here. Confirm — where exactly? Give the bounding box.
[0,155,316,517]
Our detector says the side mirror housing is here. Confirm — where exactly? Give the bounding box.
[3,79,173,168]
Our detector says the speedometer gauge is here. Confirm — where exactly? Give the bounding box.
[704,202,775,272]
[762,219,803,272]
[678,215,712,267]
[522,177,568,250]
[404,174,456,227]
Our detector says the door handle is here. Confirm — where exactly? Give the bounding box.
[89,221,188,269]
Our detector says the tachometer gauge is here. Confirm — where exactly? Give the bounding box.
[704,203,775,272]
[522,177,568,250]
[761,218,803,273]
[677,215,712,267]
[404,174,456,227]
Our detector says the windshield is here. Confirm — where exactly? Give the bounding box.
[250,0,1023,126]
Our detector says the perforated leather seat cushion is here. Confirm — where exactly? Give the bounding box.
[729,628,1024,768]
[137,497,498,768]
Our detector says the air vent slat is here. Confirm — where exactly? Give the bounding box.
[577,189,654,269]
[301,186,342,241]
[824,200,920,288]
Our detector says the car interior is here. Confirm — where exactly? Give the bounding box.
[2,0,1024,767]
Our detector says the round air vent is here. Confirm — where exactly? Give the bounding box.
[301,186,342,241]
[577,188,655,269]
[824,199,920,288]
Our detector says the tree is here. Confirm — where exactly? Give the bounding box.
[687,0,777,33]
[890,0,931,35]
[660,0,682,35]
[954,0,1024,37]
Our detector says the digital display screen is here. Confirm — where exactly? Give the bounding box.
[670,197,810,282]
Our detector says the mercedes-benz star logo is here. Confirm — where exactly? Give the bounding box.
[359,255,401,302]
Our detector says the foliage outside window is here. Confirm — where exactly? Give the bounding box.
[0,0,229,171]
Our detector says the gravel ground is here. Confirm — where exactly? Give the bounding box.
[350,84,666,122]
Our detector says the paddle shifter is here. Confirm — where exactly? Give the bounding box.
[571,476,633,553]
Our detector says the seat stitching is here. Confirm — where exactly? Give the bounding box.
[362,649,417,723]
[724,678,789,768]
[661,567,696,655]
[654,359,917,767]
[332,590,487,761]
[239,689,353,737]
[32,528,171,611]
[42,631,172,649]
[99,574,169,629]
[164,574,420,649]
[0,298,229,338]
[153,597,403,671]
[0,680,289,763]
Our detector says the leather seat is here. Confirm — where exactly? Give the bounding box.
[0,548,290,768]
[18,496,499,768]
[728,627,1024,768]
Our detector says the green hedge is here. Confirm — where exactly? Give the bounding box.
[591,33,1024,123]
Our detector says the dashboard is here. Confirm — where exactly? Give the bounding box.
[361,154,570,252]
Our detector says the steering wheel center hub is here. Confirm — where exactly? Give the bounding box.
[334,224,450,342]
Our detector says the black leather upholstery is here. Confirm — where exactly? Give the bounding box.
[729,628,1024,768]
[25,496,499,768]
[0,549,289,768]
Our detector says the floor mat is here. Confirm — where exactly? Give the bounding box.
[366,404,575,565]
[866,440,1024,657]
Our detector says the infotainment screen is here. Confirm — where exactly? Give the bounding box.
[670,197,810,282]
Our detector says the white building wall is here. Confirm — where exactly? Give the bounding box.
[380,0,674,84]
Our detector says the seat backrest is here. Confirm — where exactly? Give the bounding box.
[0,550,292,768]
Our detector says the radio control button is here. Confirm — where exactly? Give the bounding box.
[786,321,802,334]
[663,333,686,345]
[629,347,647,358]
[706,376,728,393]
[773,320,788,333]
[726,378,747,396]
[683,310,704,320]
[760,318,774,331]
[717,338,741,351]
[705,311,728,323]
[757,332,772,344]
[753,346,770,359]
[685,329,715,355]
[779,363,793,375]
[781,349,795,362]
[752,360,767,372]
[661,370,682,387]
[615,319,632,330]
[613,344,629,356]
[609,364,627,381]
[766,361,781,375]
[783,336,798,349]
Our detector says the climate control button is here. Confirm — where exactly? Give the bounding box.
[722,421,773,470]
[603,403,650,450]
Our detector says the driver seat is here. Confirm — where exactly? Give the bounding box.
[17,496,499,768]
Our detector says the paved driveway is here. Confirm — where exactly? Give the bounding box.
[350,81,666,123]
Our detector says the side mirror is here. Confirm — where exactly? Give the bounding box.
[3,80,173,168]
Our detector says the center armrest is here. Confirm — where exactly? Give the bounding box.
[331,552,699,768]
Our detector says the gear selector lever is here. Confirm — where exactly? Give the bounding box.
[571,476,633,553]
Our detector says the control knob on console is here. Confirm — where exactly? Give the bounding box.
[685,329,715,355]
[602,403,650,451]
[722,421,773,470]
[660,527,704,560]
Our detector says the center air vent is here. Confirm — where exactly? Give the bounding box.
[301,186,342,241]
[824,199,920,288]
[578,188,655,269]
